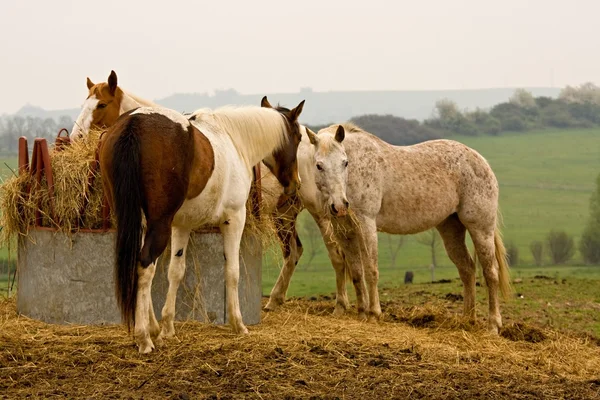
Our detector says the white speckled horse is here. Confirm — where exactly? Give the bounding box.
[267,122,512,333]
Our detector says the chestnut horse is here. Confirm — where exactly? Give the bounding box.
[270,123,512,333]
[99,101,304,353]
[71,70,159,140]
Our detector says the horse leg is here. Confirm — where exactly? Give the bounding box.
[159,227,191,339]
[361,218,381,322]
[147,291,161,346]
[221,209,248,334]
[436,214,476,320]
[135,219,172,353]
[469,227,502,333]
[134,261,156,354]
[139,230,161,346]
[333,226,369,321]
[265,201,303,311]
[312,214,350,317]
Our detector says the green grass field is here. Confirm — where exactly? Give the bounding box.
[263,128,600,278]
[0,128,599,299]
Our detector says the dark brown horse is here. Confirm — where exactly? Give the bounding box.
[99,101,304,353]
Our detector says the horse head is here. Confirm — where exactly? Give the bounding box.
[306,124,350,217]
[71,70,123,141]
[260,96,305,195]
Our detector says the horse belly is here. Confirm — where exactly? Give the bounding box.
[173,191,222,229]
[377,189,459,235]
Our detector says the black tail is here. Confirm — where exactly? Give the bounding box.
[111,123,144,330]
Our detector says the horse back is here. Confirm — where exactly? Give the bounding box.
[101,111,199,219]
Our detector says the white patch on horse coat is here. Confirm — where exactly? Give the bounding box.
[132,107,190,130]
[158,108,294,343]
[71,95,98,140]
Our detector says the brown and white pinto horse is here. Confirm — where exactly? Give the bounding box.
[99,101,304,353]
[71,70,159,140]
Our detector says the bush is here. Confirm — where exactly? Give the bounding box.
[506,241,519,266]
[483,117,501,135]
[579,228,600,264]
[579,173,600,264]
[529,241,543,266]
[546,230,575,265]
[350,114,443,145]
[541,103,576,128]
[500,115,528,132]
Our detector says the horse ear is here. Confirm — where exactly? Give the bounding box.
[335,125,345,143]
[290,100,305,121]
[306,127,319,146]
[86,77,94,89]
[108,70,118,95]
[261,96,273,108]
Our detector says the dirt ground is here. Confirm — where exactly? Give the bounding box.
[1,295,600,399]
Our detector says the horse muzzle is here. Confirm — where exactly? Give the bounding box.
[330,199,350,217]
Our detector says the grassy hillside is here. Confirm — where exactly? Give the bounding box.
[263,128,600,294]
[1,129,599,297]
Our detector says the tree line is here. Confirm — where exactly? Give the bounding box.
[0,115,72,153]
[2,82,600,152]
[426,83,600,136]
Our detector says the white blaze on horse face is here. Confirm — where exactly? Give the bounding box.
[314,135,350,217]
[71,95,99,141]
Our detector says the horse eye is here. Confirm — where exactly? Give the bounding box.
[316,164,323,171]
[97,103,107,109]
[343,160,349,167]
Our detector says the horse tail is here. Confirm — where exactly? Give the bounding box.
[471,213,512,299]
[494,227,512,299]
[110,121,144,330]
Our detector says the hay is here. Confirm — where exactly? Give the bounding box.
[2,296,599,399]
[0,130,278,250]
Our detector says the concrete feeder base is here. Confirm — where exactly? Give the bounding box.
[17,229,262,326]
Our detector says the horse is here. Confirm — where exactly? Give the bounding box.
[267,122,512,333]
[98,100,305,353]
[70,72,310,283]
[70,72,316,288]
[71,70,159,140]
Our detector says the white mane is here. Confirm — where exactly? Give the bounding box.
[122,90,159,107]
[190,106,289,165]
[120,90,160,113]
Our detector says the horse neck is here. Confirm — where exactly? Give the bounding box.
[211,109,289,169]
[119,90,157,114]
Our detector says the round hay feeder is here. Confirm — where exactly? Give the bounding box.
[11,134,263,326]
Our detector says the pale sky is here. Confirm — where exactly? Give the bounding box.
[1,0,599,114]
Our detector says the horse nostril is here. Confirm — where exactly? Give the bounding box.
[331,204,338,214]
[343,200,349,208]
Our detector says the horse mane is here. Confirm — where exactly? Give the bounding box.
[321,122,365,134]
[122,90,160,107]
[189,106,288,164]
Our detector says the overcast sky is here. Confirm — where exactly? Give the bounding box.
[1,0,598,114]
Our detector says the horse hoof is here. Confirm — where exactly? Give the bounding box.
[159,325,175,339]
[332,305,346,317]
[367,314,380,323]
[137,339,155,354]
[264,298,283,312]
[357,312,367,322]
[488,323,501,335]
[234,326,249,335]
[153,335,164,348]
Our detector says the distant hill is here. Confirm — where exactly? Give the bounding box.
[15,104,81,121]
[12,87,561,125]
